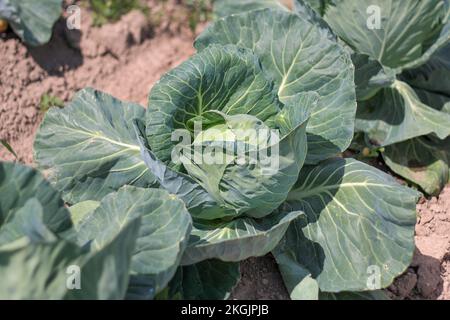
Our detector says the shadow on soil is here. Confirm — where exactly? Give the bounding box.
[28,20,83,75]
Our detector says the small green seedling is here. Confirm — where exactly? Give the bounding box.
[39,93,65,113]
[1,140,17,159]
[88,0,149,26]
[185,0,212,33]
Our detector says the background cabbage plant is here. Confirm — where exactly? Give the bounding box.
[27,6,420,299]
[0,0,63,46]
[300,0,450,196]
[304,0,450,196]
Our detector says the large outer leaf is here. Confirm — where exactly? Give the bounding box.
[145,44,282,165]
[0,199,56,246]
[356,80,450,146]
[158,260,240,300]
[401,44,450,111]
[294,0,396,101]
[275,250,319,300]
[182,210,303,265]
[383,137,450,196]
[412,90,450,114]
[0,162,139,299]
[320,290,390,300]
[350,52,396,101]
[195,9,357,164]
[0,161,71,235]
[0,218,140,300]
[0,239,83,299]
[75,186,192,300]
[273,158,419,292]
[398,6,450,72]
[35,88,157,204]
[319,0,449,71]
[68,201,100,228]
[213,0,288,18]
[0,0,63,46]
[382,44,450,195]
[65,219,140,300]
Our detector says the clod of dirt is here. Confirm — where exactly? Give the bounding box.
[230,255,289,300]
[412,247,443,298]
[75,10,153,59]
[389,185,450,300]
[389,269,417,299]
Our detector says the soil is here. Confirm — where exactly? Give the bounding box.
[388,185,450,300]
[0,0,197,163]
[0,1,449,301]
[231,256,290,300]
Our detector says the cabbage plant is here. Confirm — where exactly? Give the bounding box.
[298,0,450,196]
[0,0,63,46]
[33,8,419,300]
